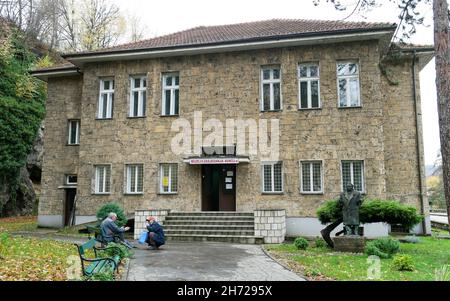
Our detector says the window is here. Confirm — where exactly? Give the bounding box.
[160,164,178,193]
[341,161,364,192]
[130,76,147,117]
[98,78,114,119]
[68,120,80,145]
[299,64,320,109]
[337,62,360,107]
[162,73,180,116]
[261,67,282,111]
[262,162,283,193]
[94,165,111,194]
[300,161,323,193]
[66,175,78,185]
[126,164,144,194]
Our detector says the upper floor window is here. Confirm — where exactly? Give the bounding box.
[66,174,78,185]
[68,120,80,145]
[341,160,364,192]
[337,62,360,107]
[162,73,179,116]
[262,162,283,193]
[126,164,144,194]
[261,67,281,111]
[94,165,111,194]
[130,76,147,118]
[159,163,178,194]
[300,161,323,194]
[98,78,114,119]
[299,64,320,109]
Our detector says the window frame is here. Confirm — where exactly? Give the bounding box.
[260,66,282,112]
[261,162,284,194]
[298,63,321,110]
[67,119,80,145]
[299,161,324,194]
[94,165,111,195]
[98,78,115,119]
[129,75,147,118]
[336,61,361,108]
[340,160,365,193]
[125,164,144,195]
[159,163,178,194]
[65,174,78,186]
[162,73,180,116]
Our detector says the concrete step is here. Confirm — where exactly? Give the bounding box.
[165,229,255,236]
[164,224,255,231]
[163,220,255,226]
[166,234,264,244]
[165,215,254,221]
[169,212,254,217]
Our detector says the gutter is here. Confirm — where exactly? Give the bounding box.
[30,67,82,81]
[411,50,429,235]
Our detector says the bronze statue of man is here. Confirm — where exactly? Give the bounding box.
[339,183,363,235]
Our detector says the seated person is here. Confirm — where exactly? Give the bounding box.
[100,212,133,248]
[145,216,165,250]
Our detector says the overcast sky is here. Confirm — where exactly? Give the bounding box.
[112,0,440,166]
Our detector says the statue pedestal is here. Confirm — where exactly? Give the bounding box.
[333,236,366,253]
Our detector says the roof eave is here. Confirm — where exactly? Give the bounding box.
[30,67,81,81]
[64,28,395,66]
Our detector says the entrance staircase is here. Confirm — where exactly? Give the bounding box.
[163,212,264,244]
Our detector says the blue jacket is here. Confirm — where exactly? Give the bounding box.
[147,222,165,247]
[100,218,125,242]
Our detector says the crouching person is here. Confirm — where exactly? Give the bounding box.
[145,216,165,250]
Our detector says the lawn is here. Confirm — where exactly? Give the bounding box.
[0,216,38,232]
[264,236,450,281]
[0,233,80,281]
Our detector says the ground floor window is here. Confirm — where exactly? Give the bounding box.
[262,162,283,193]
[341,160,364,192]
[160,164,178,194]
[94,165,111,194]
[126,164,144,194]
[300,161,323,193]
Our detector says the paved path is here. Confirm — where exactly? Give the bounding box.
[126,242,304,281]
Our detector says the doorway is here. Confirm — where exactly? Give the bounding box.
[201,165,236,211]
[64,188,77,227]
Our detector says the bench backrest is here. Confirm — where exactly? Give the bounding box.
[77,238,97,256]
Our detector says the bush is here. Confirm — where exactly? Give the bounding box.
[100,242,133,259]
[317,199,423,231]
[294,237,309,250]
[87,271,115,281]
[365,237,400,259]
[392,254,415,271]
[96,203,127,227]
[314,238,327,248]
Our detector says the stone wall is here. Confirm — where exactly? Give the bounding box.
[134,209,171,239]
[38,38,428,231]
[254,210,286,244]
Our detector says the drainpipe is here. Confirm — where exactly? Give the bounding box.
[411,50,428,235]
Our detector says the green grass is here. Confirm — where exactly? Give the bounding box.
[0,216,37,232]
[265,236,450,281]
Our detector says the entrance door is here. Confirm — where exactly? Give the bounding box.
[202,165,236,211]
[64,188,77,227]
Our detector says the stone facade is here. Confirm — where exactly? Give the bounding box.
[38,38,430,231]
[134,209,170,239]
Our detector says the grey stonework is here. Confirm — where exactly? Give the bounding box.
[38,39,429,232]
[254,210,287,244]
[134,209,170,239]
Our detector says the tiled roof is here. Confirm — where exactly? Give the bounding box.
[66,18,396,56]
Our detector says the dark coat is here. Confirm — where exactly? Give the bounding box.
[100,218,125,242]
[339,191,363,226]
[147,222,165,247]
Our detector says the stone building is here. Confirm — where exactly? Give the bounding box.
[32,19,433,243]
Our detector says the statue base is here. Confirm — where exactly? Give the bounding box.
[333,236,366,253]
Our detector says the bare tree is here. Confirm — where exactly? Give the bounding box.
[315,0,450,232]
[128,13,147,43]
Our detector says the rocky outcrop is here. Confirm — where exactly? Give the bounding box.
[0,123,43,217]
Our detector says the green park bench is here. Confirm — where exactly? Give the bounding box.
[74,238,121,278]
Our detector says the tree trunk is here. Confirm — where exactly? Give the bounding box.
[320,218,343,248]
[433,0,450,232]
